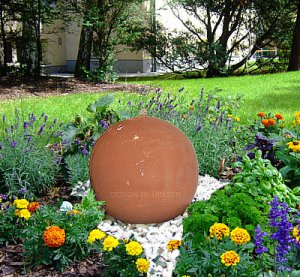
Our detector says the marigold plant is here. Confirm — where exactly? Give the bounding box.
[87,229,106,244]
[275,113,283,120]
[209,223,230,240]
[13,199,29,209]
[258,112,265,117]
[230,227,251,245]
[27,202,40,212]
[102,235,119,251]
[43,226,66,248]
[125,241,143,256]
[220,250,240,267]
[136,258,150,273]
[167,240,181,251]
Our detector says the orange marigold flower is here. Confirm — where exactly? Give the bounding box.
[167,240,181,251]
[261,119,269,127]
[275,113,283,120]
[268,118,276,126]
[257,112,265,117]
[43,226,66,248]
[27,202,40,212]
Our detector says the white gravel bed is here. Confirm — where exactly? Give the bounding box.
[71,175,227,276]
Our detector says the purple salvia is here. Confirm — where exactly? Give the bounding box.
[55,131,63,137]
[127,101,132,107]
[82,144,88,156]
[53,118,57,124]
[2,115,6,123]
[44,115,48,122]
[268,196,294,271]
[254,224,269,255]
[196,125,202,132]
[19,187,27,194]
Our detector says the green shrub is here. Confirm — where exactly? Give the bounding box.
[65,153,90,186]
[0,110,61,197]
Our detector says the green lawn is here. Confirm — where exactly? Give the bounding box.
[126,71,300,124]
[0,71,299,125]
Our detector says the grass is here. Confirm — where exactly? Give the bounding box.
[1,71,300,125]
[124,71,300,124]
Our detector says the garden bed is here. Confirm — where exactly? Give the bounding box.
[0,76,145,100]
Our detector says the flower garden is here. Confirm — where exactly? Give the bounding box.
[1,85,300,276]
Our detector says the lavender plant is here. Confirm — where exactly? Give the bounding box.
[0,110,62,198]
[122,87,241,178]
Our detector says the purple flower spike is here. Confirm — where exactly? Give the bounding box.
[268,196,293,272]
[23,121,29,130]
[2,115,6,123]
[10,141,17,148]
[53,118,57,124]
[19,187,27,194]
[38,123,45,135]
[254,224,269,255]
[82,145,88,156]
[127,101,132,107]
[101,119,109,129]
[44,115,48,122]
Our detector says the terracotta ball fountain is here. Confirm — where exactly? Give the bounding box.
[89,116,199,223]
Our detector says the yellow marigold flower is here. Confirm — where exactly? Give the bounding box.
[18,209,31,220]
[43,226,66,248]
[227,114,233,118]
[67,209,81,215]
[209,223,230,240]
[293,225,300,242]
[234,116,240,122]
[275,113,283,120]
[102,236,119,251]
[257,112,265,117]
[167,240,181,251]
[287,141,300,152]
[126,241,143,256]
[87,229,106,244]
[294,117,300,126]
[13,199,29,209]
[27,202,40,212]
[220,250,240,267]
[295,112,300,118]
[230,227,251,245]
[136,258,150,273]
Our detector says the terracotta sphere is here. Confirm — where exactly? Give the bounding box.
[89,116,199,223]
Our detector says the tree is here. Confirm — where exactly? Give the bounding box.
[66,0,143,79]
[129,0,297,76]
[288,0,300,71]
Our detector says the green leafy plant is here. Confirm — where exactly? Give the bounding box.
[226,151,300,207]
[62,94,121,154]
[184,191,268,246]
[22,190,105,270]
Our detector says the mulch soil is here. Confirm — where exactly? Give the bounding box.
[0,76,148,101]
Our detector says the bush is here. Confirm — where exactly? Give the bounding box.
[0,110,62,198]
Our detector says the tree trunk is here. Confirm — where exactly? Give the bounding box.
[0,0,8,75]
[74,25,93,78]
[288,0,300,71]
